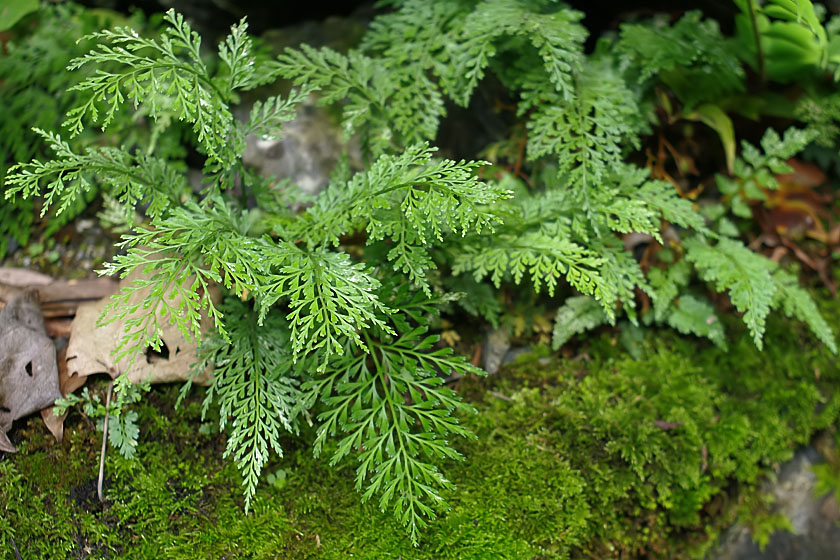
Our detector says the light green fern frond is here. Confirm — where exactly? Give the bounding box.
[5,128,184,218]
[684,236,777,348]
[291,143,509,293]
[453,219,613,312]
[618,10,745,107]
[526,59,642,208]
[259,246,394,370]
[63,9,248,167]
[443,0,586,105]
[552,295,609,349]
[663,294,727,349]
[100,197,270,361]
[772,270,837,353]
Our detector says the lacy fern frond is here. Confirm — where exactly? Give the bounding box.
[100,197,270,360]
[244,90,309,139]
[443,0,586,105]
[292,143,509,293]
[772,270,838,353]
[274,44,412,154]
[303,316,482,545]
[258,246,394,370]
[662,294,727,349]
[216,17,257,92]
[453,219,614,314]
[5,128,184,218]
[647,259,692,322]
[552,295,609,350]
[526,59,642,206]
[63,9,241,166]
[195,299,302,510]
[684,236,777,348]
[618,10,745,107]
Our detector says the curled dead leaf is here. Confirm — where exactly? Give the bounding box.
[64,268,217,386]
[0,290,62,452]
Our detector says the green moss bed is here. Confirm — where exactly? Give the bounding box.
[2,295,840,559]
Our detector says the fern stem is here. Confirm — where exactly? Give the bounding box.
[97,380,114,503]
[746,0,765,82]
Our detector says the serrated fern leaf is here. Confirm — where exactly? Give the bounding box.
[259,246,394,369]
[618,11,744,107]
[453,219,615,316]
[304,324,482,545]
[443,0,586,105]
[772,270,837,353]
[628,171,711,236]
[552,295,609,349]
[684,236,777,348]
[216,17,256,92]
[647,259,692,321]
[593,239,649,323]
[664,294,727,349]
[100,198,271,361]
[63,9,243,167]
[196,299,302,510]
[526,59,641,208]
[107,411,141,460]
[273,44,406,154]
[718,127,819,217]
[244,89,309,139]
[5,129,183,218]
[293,143,508,293]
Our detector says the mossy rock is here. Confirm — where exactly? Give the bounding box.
[2,296,839,559]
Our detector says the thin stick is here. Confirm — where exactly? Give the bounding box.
[10,536,22,560]
[97,380,113,503]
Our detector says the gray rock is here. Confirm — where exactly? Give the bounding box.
[241,97,343,199]
[710,443,840,560]
[482,327,511,375]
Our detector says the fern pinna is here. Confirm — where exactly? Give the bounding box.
[5,0,837,544]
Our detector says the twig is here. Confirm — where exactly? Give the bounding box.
[10,536,22,560]
[489,390,513,402]
[97,380,114,503]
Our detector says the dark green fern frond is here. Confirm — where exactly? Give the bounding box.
[195,299,302,511]
[303,318,482,545]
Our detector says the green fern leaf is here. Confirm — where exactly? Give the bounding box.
[684,236,777,348]
[196,299,302,510]
[772,270,837,353]
[552,295,609,350]
[304,321,482,545]
[664,294,727,349]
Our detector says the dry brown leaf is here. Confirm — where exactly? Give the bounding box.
[64,269,215,386]
[0,268,53,287]
[0,290,62,453]
[0,274,119,318]
[40,346,87,444]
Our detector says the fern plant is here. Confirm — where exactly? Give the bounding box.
[5,0,839,545]
[6,9,503,543]
[0,2,185,259]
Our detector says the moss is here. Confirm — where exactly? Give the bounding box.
[2,295,840,559]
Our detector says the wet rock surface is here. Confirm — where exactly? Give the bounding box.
[240,97,343,199]
[711,444,840,560]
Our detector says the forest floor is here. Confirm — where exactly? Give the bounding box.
[2,289,840,559]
